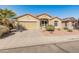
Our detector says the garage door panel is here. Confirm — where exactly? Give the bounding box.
[19,21,39,30]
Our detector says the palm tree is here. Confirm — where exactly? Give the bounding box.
[0,8,16,26]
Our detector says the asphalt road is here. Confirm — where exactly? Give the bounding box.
[0,40,79,53]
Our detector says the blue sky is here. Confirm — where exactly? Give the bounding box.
[0,5,79,19]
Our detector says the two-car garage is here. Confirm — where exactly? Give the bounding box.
[18,21,39,30]
[15,14,40,30]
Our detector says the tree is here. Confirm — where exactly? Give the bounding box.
[0,8,16,26]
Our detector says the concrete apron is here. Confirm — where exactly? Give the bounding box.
[0,34,79,50]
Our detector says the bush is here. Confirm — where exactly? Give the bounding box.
[46,25,55,31]
[67,29,73,32]
[64,27,68,30]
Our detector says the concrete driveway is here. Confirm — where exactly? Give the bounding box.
[0,30,79,51]
[0,40,79,53]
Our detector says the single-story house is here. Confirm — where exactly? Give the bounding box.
[14,13,79,30]
[62,17,77,29]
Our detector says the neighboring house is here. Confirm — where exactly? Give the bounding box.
[63,17,77,29]
[14,13,78,30]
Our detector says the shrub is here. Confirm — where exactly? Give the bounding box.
[63,27,68,30]
[67,29,73,32]
[46,25,55,31]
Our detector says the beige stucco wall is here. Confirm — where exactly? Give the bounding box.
[61,22,67,29]
[50,18,62,29]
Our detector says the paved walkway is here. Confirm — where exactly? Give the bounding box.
[0,30,79,51]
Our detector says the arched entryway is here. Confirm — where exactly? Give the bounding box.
[40,18,49,27]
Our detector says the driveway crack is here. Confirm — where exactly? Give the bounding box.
[53,44,70,53]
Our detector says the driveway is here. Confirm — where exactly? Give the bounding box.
[0,40,79,53]
[0,30,79,50]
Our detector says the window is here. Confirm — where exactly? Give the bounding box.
[54,21,58,26]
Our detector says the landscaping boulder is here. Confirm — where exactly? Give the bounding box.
[0,25,9,37]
